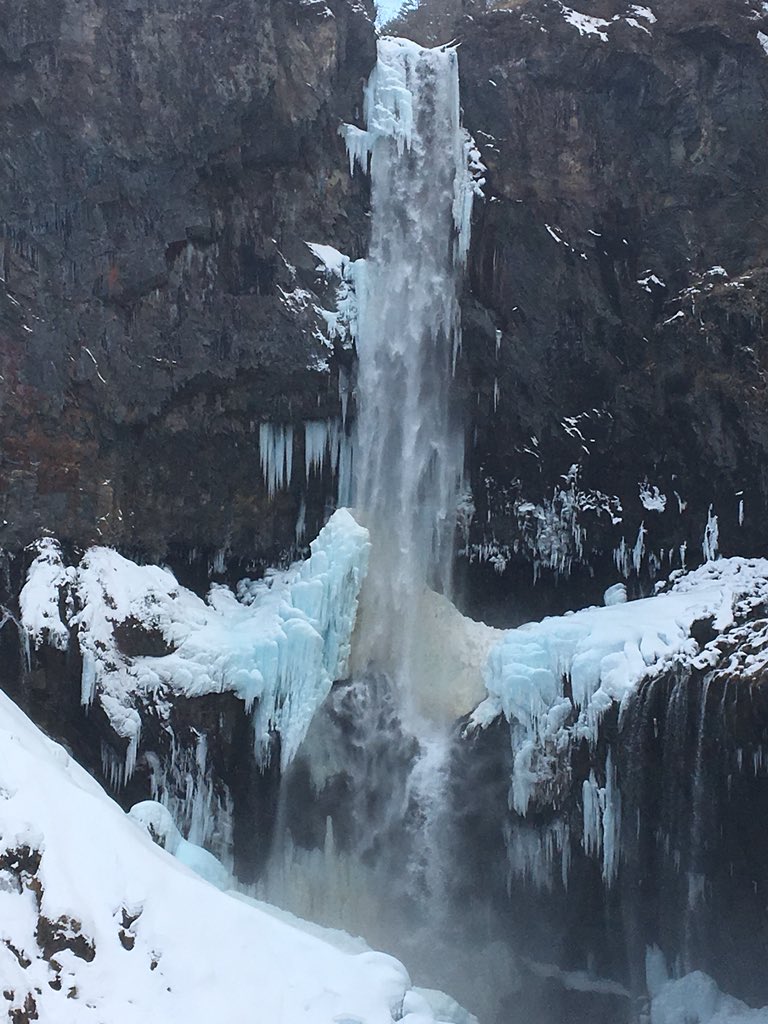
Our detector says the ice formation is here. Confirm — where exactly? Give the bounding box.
[259,421,294,497]
[20,509,370,781]
[463,465,624,583]
[258,417,354,506]
[304,418,353,497]
[473,557,768,824]
[18,537,71,651]
[128,800,231,890]
[144,733,234,867]
[0,688,446,1024]
[646,948,768,1024]
[340,38,477,716]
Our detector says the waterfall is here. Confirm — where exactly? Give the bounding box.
[252,39,499,1020]
[343,37,479,723]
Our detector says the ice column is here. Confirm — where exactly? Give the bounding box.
[341,39,477,719]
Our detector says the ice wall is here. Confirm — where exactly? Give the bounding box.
[20,509,371,783]
[472,557,768,882]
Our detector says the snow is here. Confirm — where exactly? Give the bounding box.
[21,510,370,779]
[473,558,768,817]
[630,5,656,23]
[19,538,71,652]
[759,31,768,55]
[559,3,611,41]
[647,950,768,1024]
[306,241,349,278]
[640,482,667,512]
[0,688,446,1024]
[638,272,666,292]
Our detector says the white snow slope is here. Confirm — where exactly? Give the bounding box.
[0,686,446,1024]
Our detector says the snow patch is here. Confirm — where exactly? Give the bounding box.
[559,3,611,41]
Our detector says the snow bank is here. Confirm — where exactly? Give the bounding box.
[20,509,370,781]
[0,688,443,1024]
[473,558,768,817]
[647,949,768,1024]
[19,537,70,651]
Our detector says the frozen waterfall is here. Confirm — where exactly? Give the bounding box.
[342,37,480,722]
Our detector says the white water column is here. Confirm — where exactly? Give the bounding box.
[342,38,479,719]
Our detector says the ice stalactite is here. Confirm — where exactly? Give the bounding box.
[702,504,719,561]
[258,418,354,509]
[581,751,622,884]
[259,422,294,498]
[303,419,354,505]
[145,733,234,870]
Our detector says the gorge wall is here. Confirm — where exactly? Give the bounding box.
[3,3,768,1023]
[457,0,768,619]
[0,0,373,567]
[2,0,768,614]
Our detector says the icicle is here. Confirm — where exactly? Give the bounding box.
[702,505,719,562]
[81,650,97,707]
[339,366,351,427]
[304,420,330,477]
[295,498,307,543]
[259,423,295,497]
[337,431,355,509]
[632,522,646,573]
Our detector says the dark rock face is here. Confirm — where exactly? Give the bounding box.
[456,0,768,618]
[0,0,374,563]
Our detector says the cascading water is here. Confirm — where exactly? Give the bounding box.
[256,35,495,1019]
[344,36,480,724]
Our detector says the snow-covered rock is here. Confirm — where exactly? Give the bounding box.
[20,509,371,785]
[647,948,768,1024]
[0,686,445,1024]
[472,557,768,817]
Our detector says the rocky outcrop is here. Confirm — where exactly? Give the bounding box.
[451,559,768,1016]
[455,0,768,617]
[0,0,374,564]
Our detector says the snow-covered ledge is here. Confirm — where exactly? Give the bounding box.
[20,509,370,785]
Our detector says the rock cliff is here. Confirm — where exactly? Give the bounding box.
[456,0,768,618]
[0,0,373,564]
